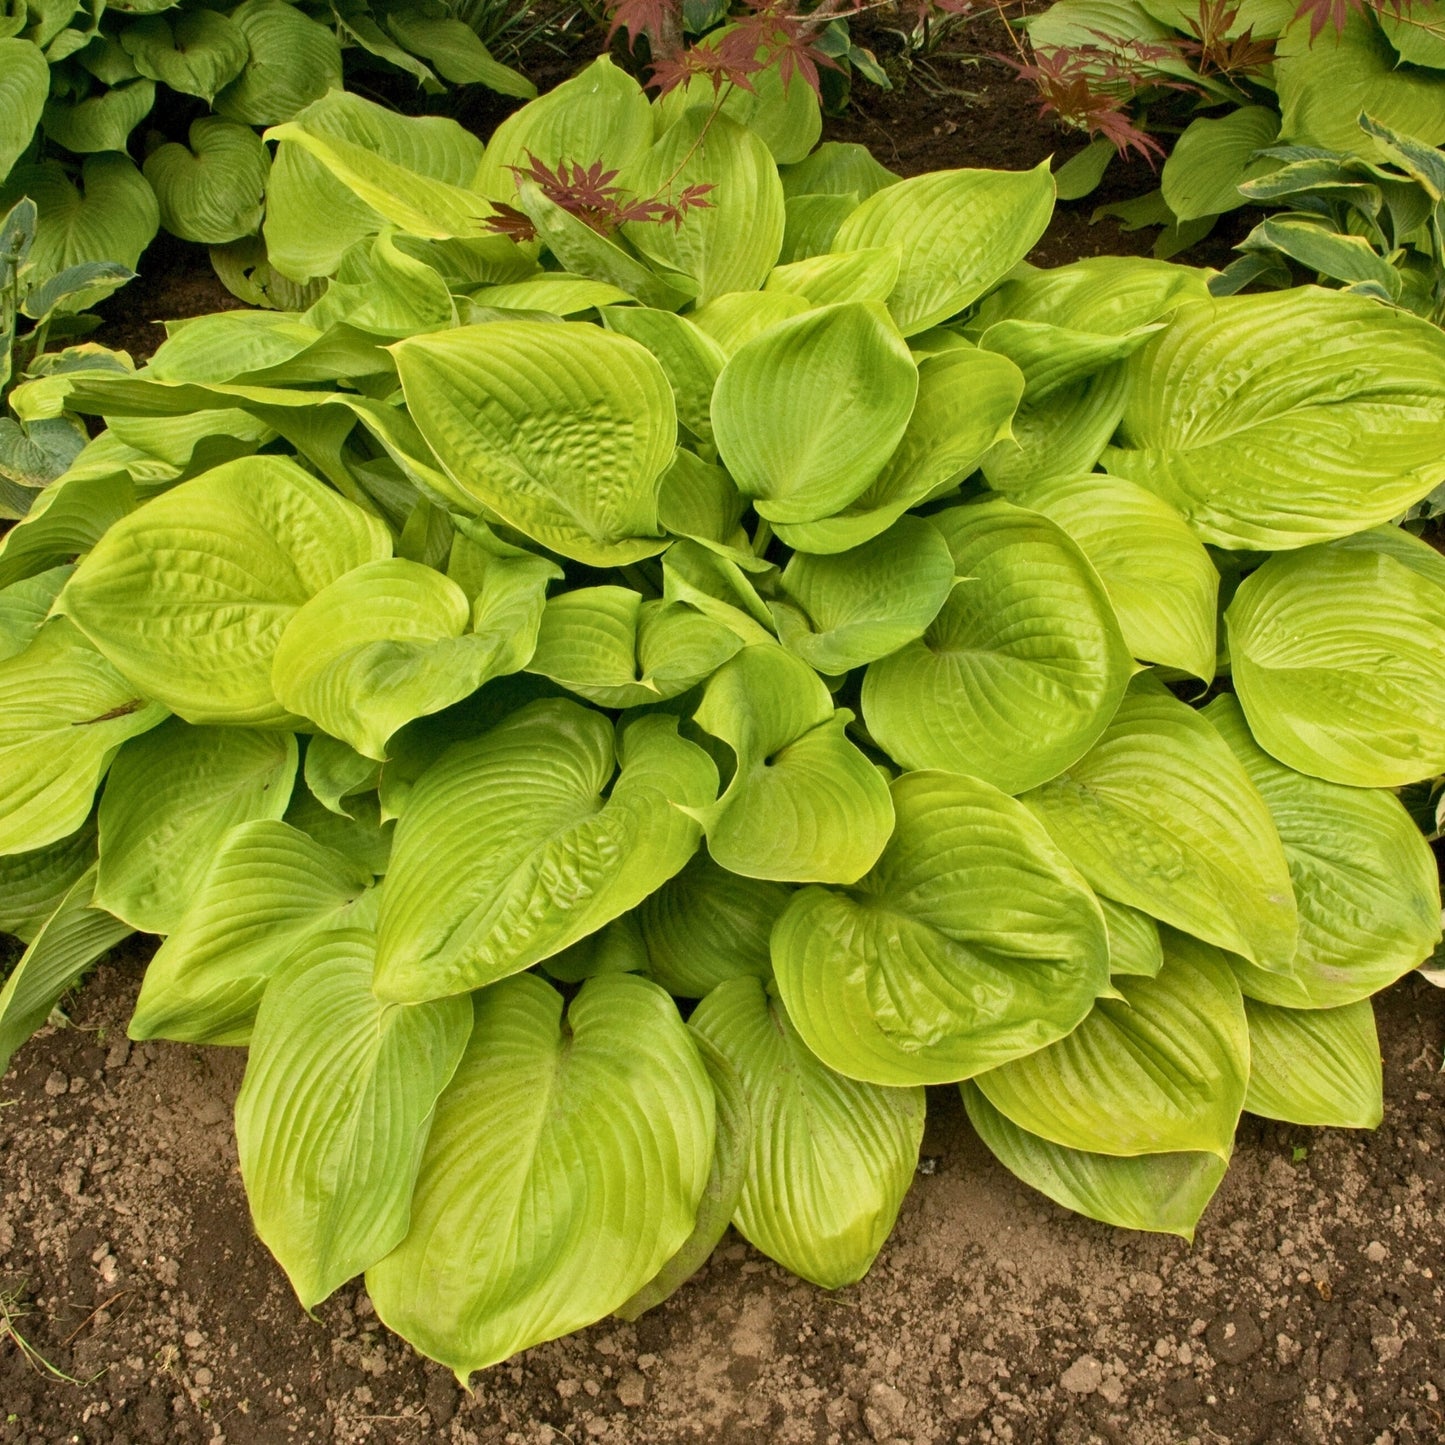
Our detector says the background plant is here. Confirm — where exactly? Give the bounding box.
[1,59,1443,1383]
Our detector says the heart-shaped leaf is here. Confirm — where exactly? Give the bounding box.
[214,0,343,126]
[42,78,155,153]
[144,116,268,244]
[121,9,248,100]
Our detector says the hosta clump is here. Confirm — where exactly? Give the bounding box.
[2,60,1444,1380]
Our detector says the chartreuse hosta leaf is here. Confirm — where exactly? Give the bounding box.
[0,818,96,944]
[1103,289,1445,549]
[615,1032,751,1320]
[235,929,472,1309]
[0,566,72,661]
[95,721,297,933]
[767,247,901,308]
[774,346,1023,554]
[1225,542,1445,787]
[1015,474,1218,681]
[687,645,893,884]
[0,472,139,592]
[143,117,269,245]
[1022,684,1298,974]
[983,361,1128,493]
[0,867,132,1078]
[1242,997,1382,1130]
[1203,695,1440,1008]
[305,735,380,818]
[374,701,716,1003]
[272,558,552,761]
[862,500,1133,794]
[962,1085,1227,1241]
[0,621,168,857]
[634,853,789,998]
[56,457,392,728]
[689,290,810,355]
[975,931,1249,1160]
[525,586,743,708]
[129,821,377,1045]
[601,309,727,446]
[1101,897,1163,979]
[366,972,714,1380]
[770,516,956,673]
[394,322,677,565]
[690,976,924,1289]
[712,302,918,526]
[621,109,784,306]
[773,770,1110,1087]
[830,162,1055,335]
[1161,107,1279,223]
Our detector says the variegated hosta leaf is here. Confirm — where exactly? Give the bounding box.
[373,701,717,1003]
[1101,897,1163,979]
[128,821,377,1045]
[1243,997,1382,1129]
[1225,541,1445,787]
[975,932,1249,1160]
[0,621,168,857]
[862,500,1133,794]
[711,301,918,526]
[1014,473,1219,681]
[366,972,715,1380]
[143,116,269,245]
[525,586,743,708]
[1103,288,1445,549]
[615,1031,752,1319]
[687,645,894,884]
[56,456,392,728]
[771,770,1111,1086]
[962,1084,1227,1241]
[621,109,784,306]
[1203,695,1441,1007]
[0,817,96,943]
[634,852,790,998]
[235,929,472,1308]
[1021,684,1298,974]
[830,162,1055,335]
[272,558,548,761]
[0,866,132,1078]
[690,976,924,1289]
[94,721,297,933]
[773,346,1023,555]
[770,516,957,673]
[394,322,677,565]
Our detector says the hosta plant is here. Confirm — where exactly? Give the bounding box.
[2,64,1444,1382]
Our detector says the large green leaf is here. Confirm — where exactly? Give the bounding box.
[1015,473,1218,681]
[0,39,48,179]
[0,471,137,591]
[0,867,131,1078]
[57,456,392,728]
[366,972,714,1380]
[382,11,535,97]
[962,1084,1227,1240]
[0,817,96,943]
[982,361,1128,492]
[711,301,918,526]
[143,116,268,245]
[621,109,783,306]
[235,928,471,1308]
[121,9,249,100]
[1103,289,1445,549]
[690,976,924,1289]
[773,346,1022,554]
[600,308,727,445]
[213,0,343,126]
[1379,0,1445,65]
[1021,684,1298,972]
[1226,542,1445,786]
[374,702,716,1002]
[128,820,376,1045]
[830,163,1055,335]
[633,852,788,997]
[1161,107,1280,222]
[862,500,1133,793]
[1203,694,1440,1006]
[687,645,894,883]
[1243,997,1382,1129]
[94,720,296,933]
[0,156,158,311]
[772,770,1110,1086]
[767,247,901,308]
[975,932,1249,1159]
[0,620,167,857]
[42,78,154,154]
[272,558,548,760]
[525,585,742,708]
[0,565,71,661]
[770,516,956,672]
[394,322,677,565]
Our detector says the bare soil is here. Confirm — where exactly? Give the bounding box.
[4,26,1440,1445]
